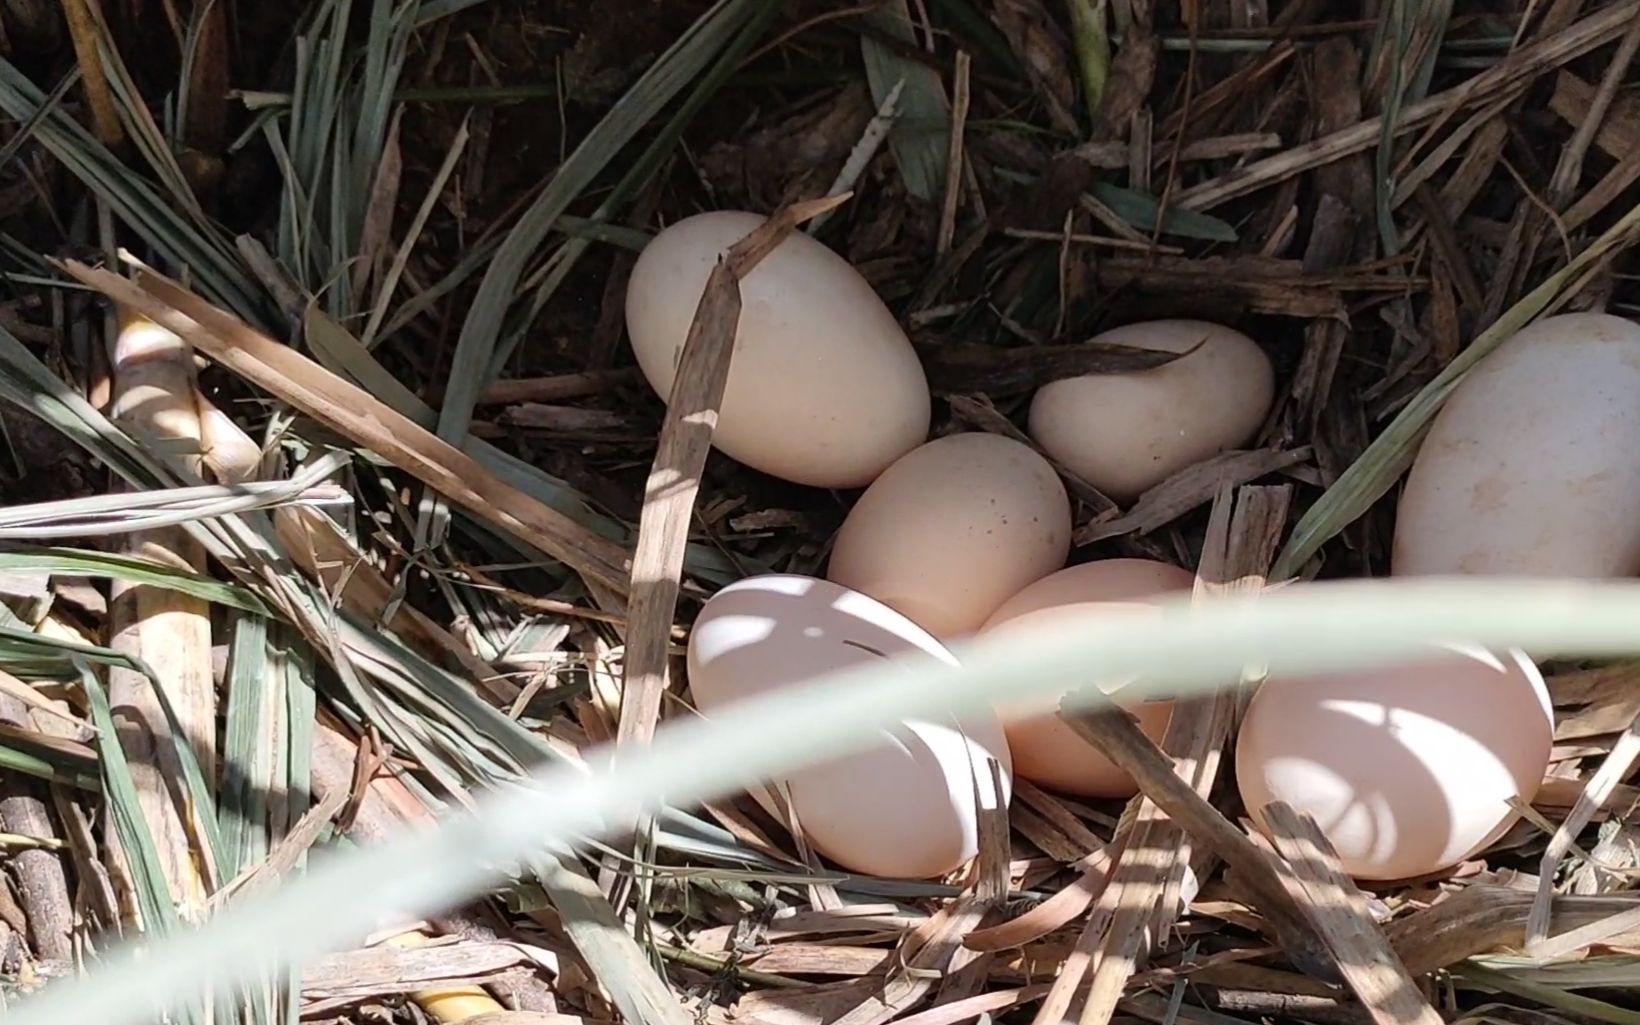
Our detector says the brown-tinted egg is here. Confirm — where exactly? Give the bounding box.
[1028,320,1274,502]
[625,211,930,488]
[979,558,1196,798]
[1236,645,1552,881]
[827,433,1072,639]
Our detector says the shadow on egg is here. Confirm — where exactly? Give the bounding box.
[685,574,1013,879]
[1235,649,1551,882]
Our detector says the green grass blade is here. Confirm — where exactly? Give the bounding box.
[1272,198,1640,578]
[80,664,191,965]
[219,614,271,878]
[860,0,950,202]
[0,735,99,790]
[29,578,1640,1025]
[0,546,268,613]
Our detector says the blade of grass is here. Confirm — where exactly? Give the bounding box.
[0,546,267,613]
[1272,195,1640,578]
[29,577,1640,1025]
[860,0,950,202]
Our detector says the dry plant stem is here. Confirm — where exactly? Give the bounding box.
[0,693,73,960]
[195,388,520,705]
[1175,0,1639,210]
[1069,487,1286,1025]
[1547,11,1640,209]
[312,716,683,1025]
[1529,713,1640,949]
[472,369,642,406]
[58,0,125,150]
[1055,704,1335,981]
[107,308,215,921]
[270,509,518,704]
[614,194,848,750]
[1386,885,1640,973]
[61,260,634,598]
[1258,803,1441,1025]
[937,52,971,257]
[305,719,520,1021]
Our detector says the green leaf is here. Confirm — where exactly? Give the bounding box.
[0,547,268,614]
[1091,181,1239,241]
[860,0,951,202]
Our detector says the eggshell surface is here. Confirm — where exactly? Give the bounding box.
[1028,320,1274,501]
[979,559,1196,798]
[1393,313,1640,577]
[687,574,1011,879]
[625,211,931,488]
[827,433,1072,639]
[1236,646,1552,881]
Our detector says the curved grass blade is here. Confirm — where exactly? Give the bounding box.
[25,577,1640,1025]
[0,546,267,613]
[1272,197,1640,578]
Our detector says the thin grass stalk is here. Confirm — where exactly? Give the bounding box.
[22,578,1640,1025]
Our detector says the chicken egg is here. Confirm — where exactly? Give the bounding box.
[826,433,1072,639]
[625,211,931,488]
[1393,313,1640,577]
[978,558,1196,798]
[687,574,1012,879]
[1028,320,1274,502]
[1236,644,1552,881]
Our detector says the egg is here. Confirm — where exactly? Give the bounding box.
[1027,320,1275,502]
[625,211,931,488]
[826,433,1072,639]
[979,559,1196,798]
[1236,645,1552,881]
[1393,313,1640,577]
[687,574,1012,878]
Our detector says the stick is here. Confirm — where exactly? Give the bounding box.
[1258,803,1443,1025]
[615,195,849,749]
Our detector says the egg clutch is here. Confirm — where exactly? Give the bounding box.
[626,210,1637,885]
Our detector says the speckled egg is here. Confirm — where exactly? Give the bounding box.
[827,433,1072,639]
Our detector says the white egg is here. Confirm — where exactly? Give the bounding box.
[687,574,1011,879]
[625,211,931,488]
[1236,644,1552,881]
[1393,313,1640,577]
